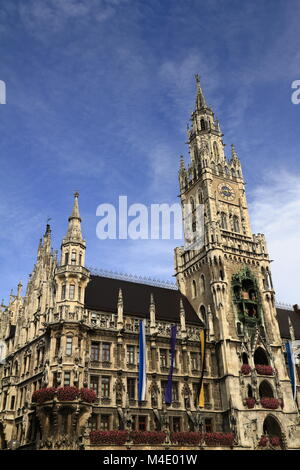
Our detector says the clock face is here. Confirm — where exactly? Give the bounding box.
[218,183,235,201]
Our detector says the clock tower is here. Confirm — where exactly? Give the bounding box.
[174,76,300,448]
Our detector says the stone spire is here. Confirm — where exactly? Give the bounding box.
[64,192,83,242]
[230,144,239,163]
[117,288,124,330]
[195,74,207,110]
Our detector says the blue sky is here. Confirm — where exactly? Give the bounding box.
[0,0,300,304]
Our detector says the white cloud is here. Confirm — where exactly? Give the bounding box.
[250,169,300,304]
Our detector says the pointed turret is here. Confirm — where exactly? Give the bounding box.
[117,288,124,330]
[64,192,83,242]
[150,293,157,334]
[195,74,207,110]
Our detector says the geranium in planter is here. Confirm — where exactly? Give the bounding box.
[255,365,274,375]
[170,432,201,446]
[241,364,251,375]
[130,431,166,445]
[260,397,279,409]
[32,387,57,404]
[57,386,79,401]
[204,432,234,447]
[258,435,268,447]
[245,397,256,409]
[270,436,281,447]
[90,430,128,446]
[79,388,97,403]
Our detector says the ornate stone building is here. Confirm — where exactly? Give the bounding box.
[0,77,300,450]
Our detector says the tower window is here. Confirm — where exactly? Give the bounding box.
[69,284,75,300]
[66,336,73,356]
[64,252,69,265]
[200,274,205,293]
[192,280,197,298]
[220,212,227,230]
[71,251,76,265]
[61,284,66,301]
[233,216,240,233]
[200,118,206,130]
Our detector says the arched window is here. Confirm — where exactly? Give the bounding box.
[200,274,205,293]
[190,197,195,212]
[200,305,206,322]
[254,347,269,366]
[259,380,274,398]
[233,216,240,232]
[231,168,236,178]
[242,352,249,365]
[220,212,227,230]
[61,284,66,301]
[192,280,197,298]
[64,252,69,265]
[213,142,219,158]
[69,284,75,300]
[200,118,206,130]
[71,251,76,265]
[198,191,203,204]
[247,384,253,398]
[79,253,82,265]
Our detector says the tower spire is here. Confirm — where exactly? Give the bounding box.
[195,74,207,110]
[65,192,83,242]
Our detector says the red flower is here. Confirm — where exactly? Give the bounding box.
[130,431,166,445]
[90,431,128,446]
[255,365,274,375]
[57,386,79,401]
[79,388,97,403]
[258,435,268,447]
[245,397,256,409]
[241,364,251,375]
[270,436,281,447]
[170,432,202,446]
[204,432,234,447]
[32,387,57,404]
[260,397,280,409]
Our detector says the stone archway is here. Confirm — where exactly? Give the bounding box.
[262,415,284,449]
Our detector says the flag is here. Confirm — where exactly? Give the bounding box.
[138,320,147,401]
[286,340,298,400]
[198,329,206,408]
[165,325,177,405]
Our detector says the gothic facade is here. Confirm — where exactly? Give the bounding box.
[0,77,300,450]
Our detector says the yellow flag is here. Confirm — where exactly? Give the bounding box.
[198,329,206,408]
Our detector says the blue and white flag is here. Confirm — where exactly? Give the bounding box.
[286,341,297,400]
[138,320,147,401]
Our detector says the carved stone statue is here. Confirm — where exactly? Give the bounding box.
[149,380,160,408]
[42,360,50,387]
[114,377,125,406]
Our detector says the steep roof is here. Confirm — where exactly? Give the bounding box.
[85,275,203,326]
[276,307,300,340]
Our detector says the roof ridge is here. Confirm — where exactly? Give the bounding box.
[87,267,178,290]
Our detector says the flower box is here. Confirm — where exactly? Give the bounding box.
[255,365,274,375]
[241,364,251,375]
[170,432,201,446]
[32,387,57,404]
[90,430,128,446]
[204,432,234,447]
[32,386,96,404]
[245,397,256,409]
[258,435,268,447]
[130,431,166,445]
[80,387,97,403]
[57,386,79,401]
[270,436,281,447]
[260,397,280,409]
